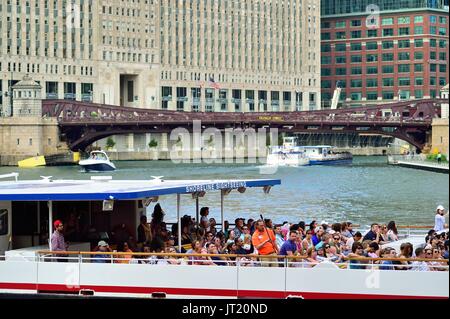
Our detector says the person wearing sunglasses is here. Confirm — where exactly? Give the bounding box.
[411,247,430,271]
[429,248,446,271]
[379,248,396,270]
[348,242,366,270]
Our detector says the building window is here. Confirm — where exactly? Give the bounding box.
[367,66,378,74]
[398,40,410,48]
[382,91,394,100]
[335,43,346,51]
[351,30,361,38]
[321,56,332,64]
[350,43,362,51]
[439,65,447,73]
[367,92,378,100]
[415,77,424,86]
[414,52,424,60]
[335,68,347,75]
[382,53,394,62]
[430,39,437,47]
[367,30,378,37]
[321,44,331,52]
[430,16,437,24]
[351,80,362,88]
[415,39,423,47]
[398,64,410,73]
[414,26,423,34]
[382,65,394,73]
[439,17,447,24]
[351,67,362,75]
[415,90,423,98]
[321,68,331,76]
[398,17,410,24]
[321,33,331,40]
[366,42,378,50]
[336,56,346,64]
[383,29,394,36]
[382,18,394,25]
[335,21,346,28]
[351,93,362,101]
[414,16,423,23]
[382,78,394,87]
[367,79,378,87]
[398,52,410,60]
[351,20,361,27]
[382,41,394,49]
[430,64,437,72]
[366,54,378,62]
[399,27,410,35]
[335,32,346,39]
[414,64,424,72]
[439,52,447,61]
[321,21,331,29]
[398,78,410,86]
[351,55,362,63]
[438,27,447,36]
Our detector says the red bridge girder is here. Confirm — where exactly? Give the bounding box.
[41,99,444,151]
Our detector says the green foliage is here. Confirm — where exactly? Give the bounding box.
[148,139,158,148]
[105,137,116,150]
[427,154,448,163]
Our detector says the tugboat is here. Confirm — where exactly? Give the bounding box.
[79,151,116,172]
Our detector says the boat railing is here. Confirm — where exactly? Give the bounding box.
[30,251,448,271]
[0,172,19,182]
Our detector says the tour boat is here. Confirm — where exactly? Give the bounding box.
[266,137,310,167]
[0,174,447,299]
[301,146,353,165]
[78,151,116,172]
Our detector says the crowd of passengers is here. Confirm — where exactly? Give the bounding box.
[83,204,449,270]
[50,203,448,269]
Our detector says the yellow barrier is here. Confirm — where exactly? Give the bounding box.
[18,156,46,168]
[73,152,80,163]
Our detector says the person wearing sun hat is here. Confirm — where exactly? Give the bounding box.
[434,205,448,232]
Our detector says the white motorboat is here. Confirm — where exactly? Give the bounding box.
[78,151,116,172]
[266,137,310,166]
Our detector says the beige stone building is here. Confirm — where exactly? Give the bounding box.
[0,0,321,116]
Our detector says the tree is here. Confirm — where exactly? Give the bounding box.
[148,139,158,148]
[106,137,116,150]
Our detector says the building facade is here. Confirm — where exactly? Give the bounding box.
[320,0,449,107]
[0,0,321,116]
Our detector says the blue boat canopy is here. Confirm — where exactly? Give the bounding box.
[0,178,281,201]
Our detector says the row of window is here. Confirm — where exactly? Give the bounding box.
[322,63,447,76]
[0,61,93,76]
[323,90,439,102]
[321,77,447,89]
[321,15,448,29]
[322,52,447,64]
[322,26,447,40]
[321,39,447,52]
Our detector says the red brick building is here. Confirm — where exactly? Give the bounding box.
[321,2,449,107]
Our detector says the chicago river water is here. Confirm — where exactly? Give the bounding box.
[1,156,448,227]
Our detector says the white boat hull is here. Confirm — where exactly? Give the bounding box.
[266,154,310,167]
[79,159,116,172]
[0,260,447,299]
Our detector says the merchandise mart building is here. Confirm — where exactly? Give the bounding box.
[320,0,449,108]
[0,0,321,116]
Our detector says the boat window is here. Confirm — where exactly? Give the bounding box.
[0,209,8,236]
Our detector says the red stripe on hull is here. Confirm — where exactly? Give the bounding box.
[0,282,446,299]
